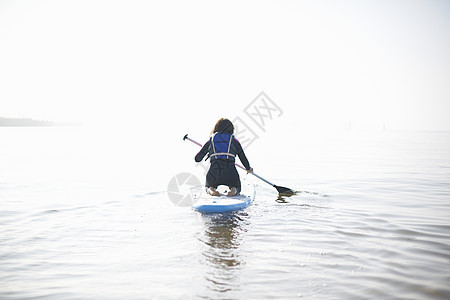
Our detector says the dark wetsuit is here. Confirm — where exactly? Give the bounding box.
[195,136,251,194]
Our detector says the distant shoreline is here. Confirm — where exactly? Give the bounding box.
[0,117,81,127]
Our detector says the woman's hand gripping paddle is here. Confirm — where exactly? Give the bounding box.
[183,134,296,195]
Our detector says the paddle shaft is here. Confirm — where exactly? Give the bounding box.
[183,134,276,187]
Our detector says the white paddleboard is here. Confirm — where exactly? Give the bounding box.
[192,178,255,213]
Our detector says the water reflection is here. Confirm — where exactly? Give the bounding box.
[275,189,300,203]
[276,190,330,203]
[196,212,250,299]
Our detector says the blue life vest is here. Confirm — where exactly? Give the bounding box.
[209,132,236,161]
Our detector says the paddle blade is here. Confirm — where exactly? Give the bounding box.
[274,185,296,195]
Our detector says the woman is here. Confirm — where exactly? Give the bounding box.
[195,118,253,196]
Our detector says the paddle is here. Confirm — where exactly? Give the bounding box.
[183,134,296,195]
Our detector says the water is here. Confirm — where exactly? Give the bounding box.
[1,127,450,299]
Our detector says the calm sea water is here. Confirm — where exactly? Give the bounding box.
[1,127,449,299]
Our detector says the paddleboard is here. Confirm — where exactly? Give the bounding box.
[192,178,255,213]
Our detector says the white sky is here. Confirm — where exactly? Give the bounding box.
[1,0,450,131]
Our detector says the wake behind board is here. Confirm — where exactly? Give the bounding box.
[192,178,255,213]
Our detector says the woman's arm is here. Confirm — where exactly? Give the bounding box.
[195,140,210,162]
[234,138,251,171]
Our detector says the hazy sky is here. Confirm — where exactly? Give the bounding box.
[1,0,449,131]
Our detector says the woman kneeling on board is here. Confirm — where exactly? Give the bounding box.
[195,118,253,196]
